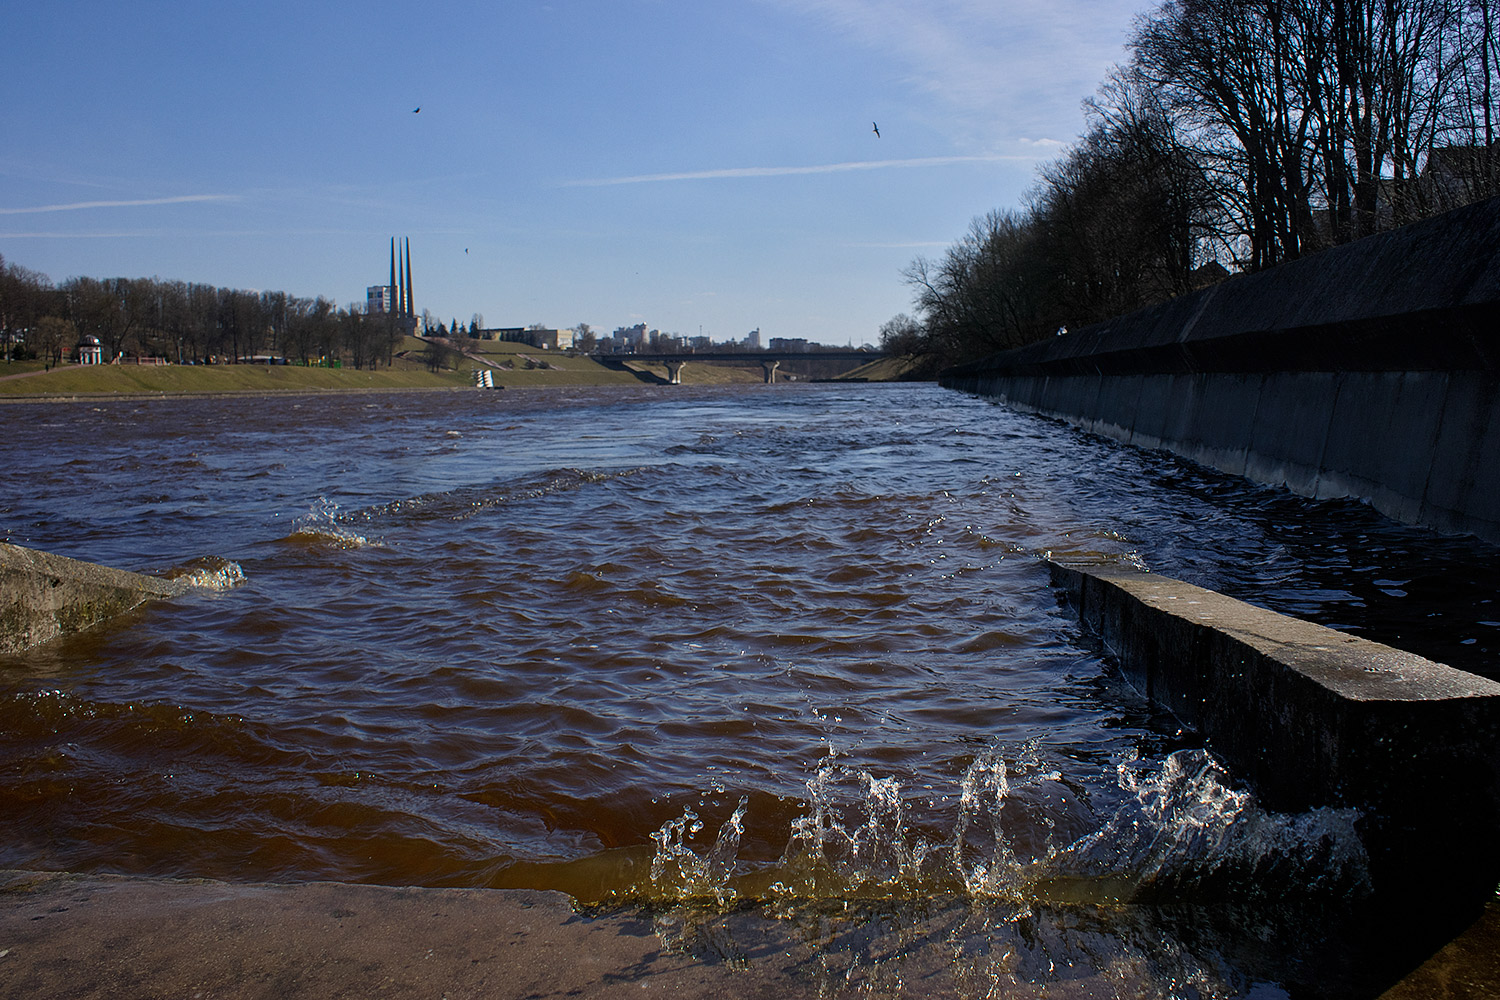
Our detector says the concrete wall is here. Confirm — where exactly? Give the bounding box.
[942,197,1500,541]
[0,542,183,654]
[1050,559,1500,912]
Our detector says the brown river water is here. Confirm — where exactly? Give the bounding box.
[3,382,1498,997]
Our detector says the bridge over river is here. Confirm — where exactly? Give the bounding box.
[590,349,888,383]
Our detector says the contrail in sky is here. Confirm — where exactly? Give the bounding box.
[0,195,237,215]
[564,155,1029,186]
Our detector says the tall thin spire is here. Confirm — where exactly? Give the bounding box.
[404,238,413,320]
[388,238,397,316]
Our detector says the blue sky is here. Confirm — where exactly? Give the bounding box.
[3,0,1148,346]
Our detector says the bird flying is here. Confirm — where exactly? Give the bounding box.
[872,122,880,138]
[413,107,421,113]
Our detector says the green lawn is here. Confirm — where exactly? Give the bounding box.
[0,360,472,397]
[1,337,914,397]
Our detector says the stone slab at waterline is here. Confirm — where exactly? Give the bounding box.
[0,870,1165,1000]
[0,542,184,655]
[1049,560,1500,909]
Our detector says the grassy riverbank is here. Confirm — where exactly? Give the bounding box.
[1,337,922,398]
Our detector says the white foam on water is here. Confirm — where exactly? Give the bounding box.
[1052,749,1371,900]
[646,745,1370,908]
[284,497,382,549]
[164,556,246,592]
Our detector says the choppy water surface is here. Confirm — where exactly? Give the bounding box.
[4,383,1498,997]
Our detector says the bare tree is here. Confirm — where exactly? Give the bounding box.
[0,255,53,361]
[61,277,147,361]
[33,316,71,367]
[572,323,597,352]
[877,314,925,355]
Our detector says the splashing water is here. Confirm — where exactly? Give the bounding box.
[1053,750,1371,901]
[644,745,1368,911]
[650,797,748,904]
[162,555,245,592]
[282,497,380,549]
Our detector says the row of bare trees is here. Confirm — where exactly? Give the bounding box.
[0,255,407,370]
[892,0,1499,367]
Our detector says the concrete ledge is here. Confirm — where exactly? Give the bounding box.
[0,542,184,654]
[1049,560,1500,908]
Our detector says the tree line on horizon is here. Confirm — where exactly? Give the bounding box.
[0,261,414,370]
[885,0,1500,370]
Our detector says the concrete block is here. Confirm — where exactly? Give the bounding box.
[1242,371,1340,495]
[1086,374,1143,438]
[1125,375,1175,450]
[1175,374,1264,476]
[1316,372,1449,521]
[1035,376,1102,426]
[1156,373,1208,447]
[1421,373,1500,539]
[0,542,183,654]
[1008,374,1050,411]
[1050,560,1500,908]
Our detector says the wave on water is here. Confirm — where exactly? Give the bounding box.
[356,468,645,524]
[161,555,246,591]
[280,497,383,550]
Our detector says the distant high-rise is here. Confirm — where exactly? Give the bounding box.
[367,284,395,314]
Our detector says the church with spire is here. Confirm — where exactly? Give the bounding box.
[367,238,418,333]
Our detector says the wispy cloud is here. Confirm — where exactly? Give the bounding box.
[565,155,1029,187]
[0,226,368,240]
[0,194,238,215]
[0,231,145,239]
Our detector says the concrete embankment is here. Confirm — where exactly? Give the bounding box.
[0,871,769,999]
[1050,560,1500,919]
[941,197,1500,542]
[0,542,183,654]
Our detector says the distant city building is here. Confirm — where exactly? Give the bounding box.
[367,285,394,314]
[745,328,761,350]
[478,327,575,350]
[768,337,809,352]
[525,328,575,350]
[610,323,648,353]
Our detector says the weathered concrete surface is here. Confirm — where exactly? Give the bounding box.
[943,197,1500,542]
[0,870,1148,1000]
[1049,560,1500,910]
[0,871,750,1000]
[1379,900,1500,1000]
[0,543,183,655]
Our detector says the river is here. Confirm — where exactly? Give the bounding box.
[3,382,1497,997]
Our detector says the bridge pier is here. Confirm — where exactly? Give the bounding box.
[761,360,780,384]
[664,360,686,385]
